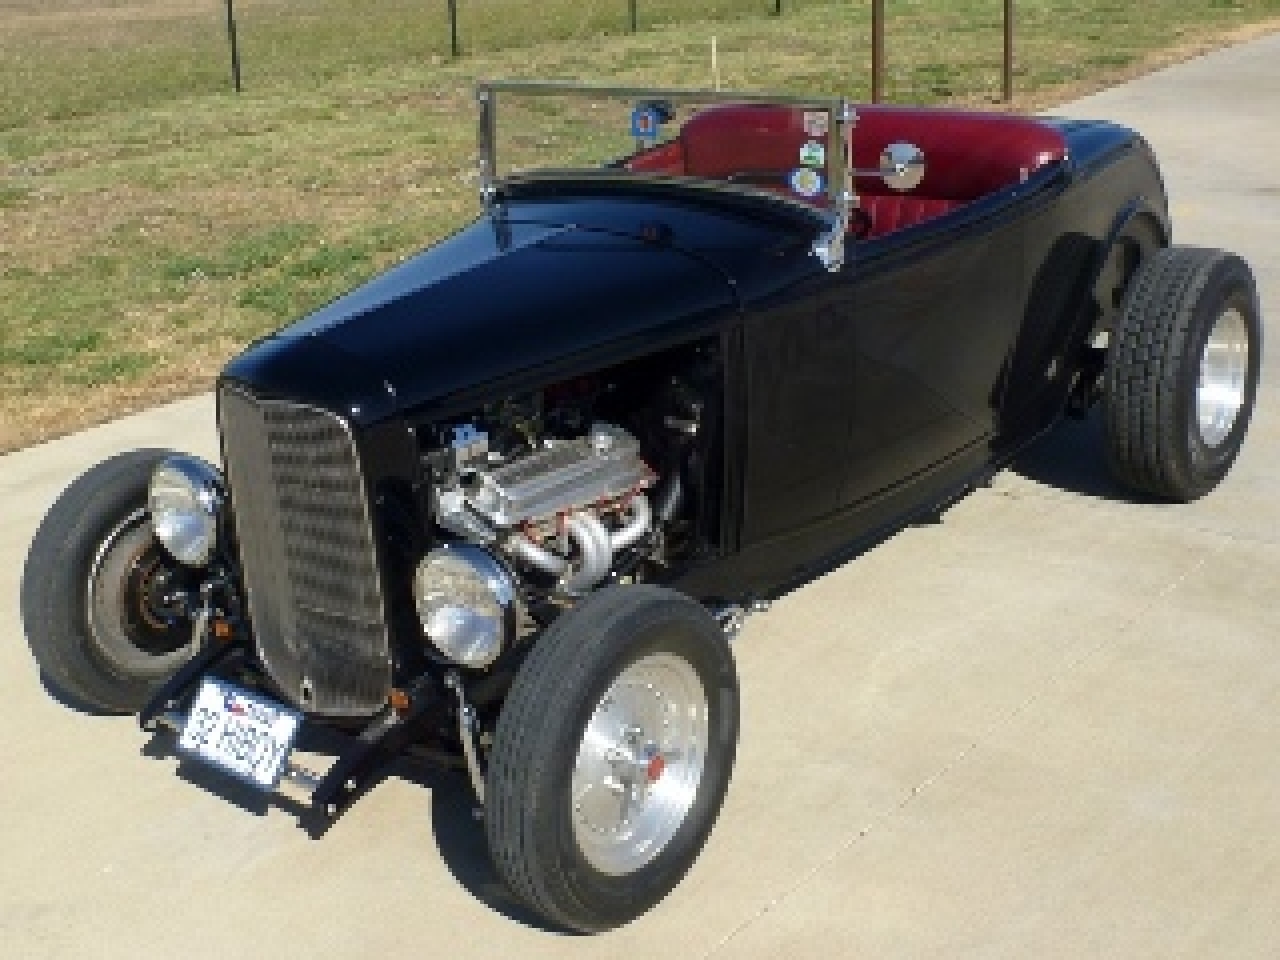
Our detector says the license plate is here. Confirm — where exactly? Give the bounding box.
[177,678,302,790]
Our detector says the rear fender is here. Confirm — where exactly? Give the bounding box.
[1060,200,1169,416]
[1087,199,1170,342]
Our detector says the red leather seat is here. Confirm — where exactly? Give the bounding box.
[858,194,957,235]
[630,104,1067,238]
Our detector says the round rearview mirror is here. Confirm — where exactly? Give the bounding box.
[880,142,926,192]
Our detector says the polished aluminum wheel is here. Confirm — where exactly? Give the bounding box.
[1197,306,1250,447]
[570,652,708,876]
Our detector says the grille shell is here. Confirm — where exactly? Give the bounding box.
[219,384,392,716]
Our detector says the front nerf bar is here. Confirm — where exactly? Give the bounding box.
[139,623,439,820]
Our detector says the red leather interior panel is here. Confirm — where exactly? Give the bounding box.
[628,103,1067,236]
[626,138,685,174]
[859,194,959,236]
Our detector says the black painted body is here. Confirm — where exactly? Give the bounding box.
[222,116,1168,651]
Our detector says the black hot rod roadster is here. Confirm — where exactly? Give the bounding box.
[23,83,1263,932]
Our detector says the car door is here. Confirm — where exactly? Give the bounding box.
[736,204,1027,551]
[840,210,1027,508]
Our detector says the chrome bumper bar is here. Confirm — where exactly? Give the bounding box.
[140,624,443,820]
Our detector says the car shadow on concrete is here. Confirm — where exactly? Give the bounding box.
[417,763,571,934]
[141,728,279,816]
[138,725,568,933]
[1009,410,1151,504]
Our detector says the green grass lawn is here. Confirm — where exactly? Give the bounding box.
[2,0,1278,450]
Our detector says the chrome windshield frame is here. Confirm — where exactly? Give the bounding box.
[475,80,855,272]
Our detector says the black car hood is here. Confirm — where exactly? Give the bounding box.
[223,189,814,423]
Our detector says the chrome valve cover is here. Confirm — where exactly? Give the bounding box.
[468,423,653,528]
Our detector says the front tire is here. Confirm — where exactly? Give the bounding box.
[485,585,739,933]
[1103,246,1262,500]
[21,450,199,713]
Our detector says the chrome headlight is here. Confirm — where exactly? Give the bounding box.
[413,544,517,669]
[149,455,225,568]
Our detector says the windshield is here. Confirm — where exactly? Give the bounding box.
[476,82,852,224]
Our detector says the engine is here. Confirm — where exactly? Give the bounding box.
[432,420,658,596]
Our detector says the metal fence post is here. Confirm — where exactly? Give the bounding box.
[1003,0,1014,102]
[871,0,884,103]
[448,0,460,58]
[629,0,638,32]
[774,0,782,14]
[224,0,242,92]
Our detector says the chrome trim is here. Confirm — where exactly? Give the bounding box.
[471,422,651,529]
[875,141,927,191]
[149,455,225,568]
[477,86,498,211]
[814,100,854,273]
[414,543,520,669]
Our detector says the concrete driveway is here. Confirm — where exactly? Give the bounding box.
[3,35,1278,959]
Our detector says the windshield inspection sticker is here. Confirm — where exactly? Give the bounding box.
[631,105,661,143]
[799,140,826,168]
[803,110,829,138]
[789,168,824,198]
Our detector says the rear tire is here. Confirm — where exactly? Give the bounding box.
[485,585,739,933]
[1103,246,1262,501]
[21,450,198,713]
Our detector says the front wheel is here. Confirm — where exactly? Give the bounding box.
[485,585,739,933]
[21,450,200,713]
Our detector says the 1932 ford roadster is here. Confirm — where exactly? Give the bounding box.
[22,82,1263,932]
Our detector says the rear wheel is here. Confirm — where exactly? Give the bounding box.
[1103,246,1262,500]
[485,585,739,933]
[21,450,198,713]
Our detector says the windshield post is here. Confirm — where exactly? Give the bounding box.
[477,84,498,211]
[813,99,853,273]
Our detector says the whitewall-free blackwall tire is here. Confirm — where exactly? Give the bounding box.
[485,585,739,933]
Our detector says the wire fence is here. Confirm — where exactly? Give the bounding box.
[218,0,1014,101]
[2,0,808,129]
[3,0,1276,132]
[221,0,797,71]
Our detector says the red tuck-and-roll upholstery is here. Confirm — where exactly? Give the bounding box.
[627,104,1067,237]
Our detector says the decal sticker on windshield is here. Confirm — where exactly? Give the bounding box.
[631,105,661,143]
[799,140,826,168]
[803,110,829,138]
[789,168,824,198]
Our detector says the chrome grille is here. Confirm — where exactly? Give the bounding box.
[219,384,391,716]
